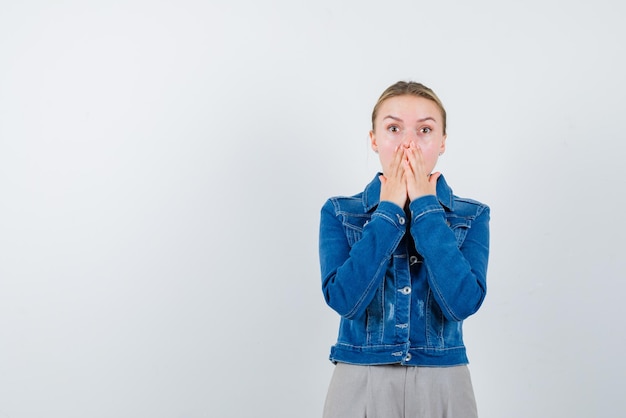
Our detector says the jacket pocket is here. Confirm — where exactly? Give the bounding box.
[445,215,471,247]
[342,215,370,246]
[425,290,464,348]
[345,225,363,247]
[365,285,385,345]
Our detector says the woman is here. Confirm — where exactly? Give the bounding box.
[319,81,490,418]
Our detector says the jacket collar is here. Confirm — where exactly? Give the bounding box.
[363,173,454,212]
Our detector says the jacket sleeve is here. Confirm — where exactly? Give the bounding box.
[319,199,406,320]
[409,195,490,321]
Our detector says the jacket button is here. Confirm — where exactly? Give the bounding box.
[405,353,412,362]
[400,286,411,295]
[409,256,418,265]
[398,216,405,225]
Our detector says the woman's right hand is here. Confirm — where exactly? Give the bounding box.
[378,145,407,208]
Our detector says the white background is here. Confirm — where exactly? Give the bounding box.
[1,1,624,417]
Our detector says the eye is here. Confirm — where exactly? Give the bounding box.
[420,127,432,134]
[388,125,400,133]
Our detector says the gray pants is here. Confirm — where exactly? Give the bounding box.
[323,363,478,418]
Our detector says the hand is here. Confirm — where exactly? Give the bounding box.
[403,142,439,201]
[379,145,408,208]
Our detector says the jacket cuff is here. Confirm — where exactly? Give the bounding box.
[372,201,408,231]
[409,195,444,222]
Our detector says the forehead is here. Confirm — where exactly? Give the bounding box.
[377,95,442,122]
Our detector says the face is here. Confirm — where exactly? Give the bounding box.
[370,95,447,176]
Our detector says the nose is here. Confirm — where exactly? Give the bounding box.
[402,131,417,147]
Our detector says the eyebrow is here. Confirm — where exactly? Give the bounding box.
[382,115,437,123]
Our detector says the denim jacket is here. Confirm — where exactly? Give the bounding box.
[319,174,490,366]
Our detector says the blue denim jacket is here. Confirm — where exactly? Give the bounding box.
[319,174,490,366]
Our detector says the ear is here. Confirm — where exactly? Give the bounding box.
[370,130,378,153]
[439,134,447,156]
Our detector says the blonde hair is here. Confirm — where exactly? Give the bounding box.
[371,81,447,135]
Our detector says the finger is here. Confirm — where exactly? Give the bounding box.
[402,156,414,178]
[409,144,429,176]
[404,145,421,176]
[390,145,405,177]
[429,171,441,184]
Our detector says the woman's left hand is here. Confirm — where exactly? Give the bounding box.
[403,142,439,201]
